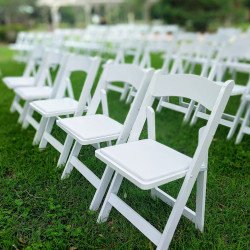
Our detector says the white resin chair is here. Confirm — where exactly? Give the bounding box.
[2,46,43,91]
[9,32,36,62]
[223,63,250,140]
[190,60,250,141]
[11,51,66,123]
[24,54,100,146]
[58,64,154,211]
[155,48,216,122]
[95,73,234,249]
[235,94,250,144]
[108,42,144,101]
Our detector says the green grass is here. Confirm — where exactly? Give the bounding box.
[0,46,249,249]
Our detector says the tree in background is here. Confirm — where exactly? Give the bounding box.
[245,0,250,21]
[0,0,41,42]
[151,0,250,31]
[0,0,249,35]
[0,0,37,25]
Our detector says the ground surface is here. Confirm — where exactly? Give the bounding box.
[0,46,249,249]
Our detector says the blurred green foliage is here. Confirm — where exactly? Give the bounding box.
[0,24,27,43]
[0,0,249,40]
[152,0,250,31]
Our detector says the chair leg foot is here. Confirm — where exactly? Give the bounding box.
[97,173,123,223]
[33,117,48,146]
[61,142,81,179]
[90,167,114,211]
[57,135,74,166]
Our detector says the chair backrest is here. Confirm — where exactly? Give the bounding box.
[115,42,143,65]
[87,63,154,141]
[50,54,101,116]
[23,46,44,77]
[129,72,234,173]
[34,50,66,88]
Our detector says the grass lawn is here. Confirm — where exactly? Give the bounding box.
[0,46,249,249]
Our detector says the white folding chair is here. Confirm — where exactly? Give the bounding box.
[235,94,250,143]
[224,63,250,140]
[9,32,35,63]
[190,59,250,141]
[155,47,216,120]
[2,46,43,91]
[108,42,144,101]
[11,51,66,124]
[57,64,154,211]
[23,54,100,146]
[124,40,179,105]
[156,43,198,113]
[95,73,234,249]
[181,60,219,123]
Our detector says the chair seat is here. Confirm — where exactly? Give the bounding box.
[231,84,246,96]
[3,76,35,89]
[96,139,192,190]
[30,98,79,117]
[57,114,123,145]
[15,86,53,101]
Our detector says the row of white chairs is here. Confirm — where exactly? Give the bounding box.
[111,36,250,143]
[154,37,250,144]
[2,46,235,248]
[11,25,248,67]
[8,31,250,143]
[159,27,250,143]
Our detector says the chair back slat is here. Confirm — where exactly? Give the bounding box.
[50,55,100,114]
[151,73,225,111]
[34,51,65,87]
[129,72,234,142]
[87,63,154,136]
[23,46,44,77]
[105,64,148,90]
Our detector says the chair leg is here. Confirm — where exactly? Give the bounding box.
[97,173,123,222]
[33,116,48,145]
[61,141,82,179]
[126,88,134,104]
[89,166,115,211]
[39,117,56,149]
[120,84,130,101]
[156,97,167,113]
[227,99,246,140]
[22,106,34,129]
[10,95,19,113]
[157,173,198,249]
[57,135,74,166]
[183,100,195,123]
[190,103,202,126]
[126,92,134,104]
[18,101,29,124]
[150,188,157,200]
[236,105,250,144]
[195,169,207,232]
[92,143,100,149]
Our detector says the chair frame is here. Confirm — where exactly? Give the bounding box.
[95,72,234,249]
[22,54,101,146]
[11,51,66,124]
[107,42,144,101]
[235,94,250,143]
[155,51,217,122]
[59,63,154,211]
[190,60,250,142]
